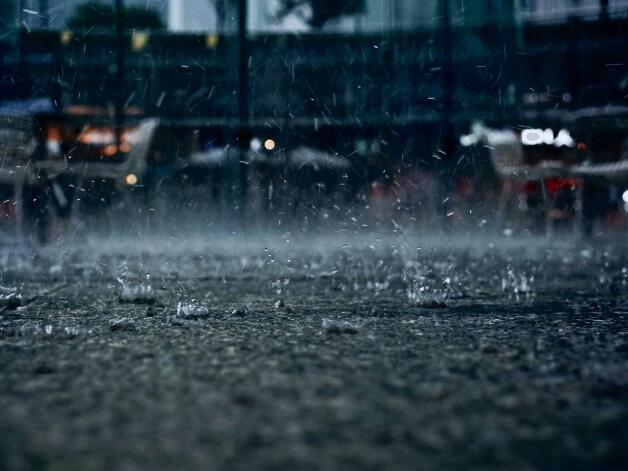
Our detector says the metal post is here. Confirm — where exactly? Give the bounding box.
[599,0,609,22]
[568,15,581,110]
[438,0,454,227]
[52,32,63,112]
[19,0,25,25]
[440,0,454,155]
[382,1,394,117]
[237,0,249,218]
[18,0,30,100]
[215,0,226,33]
[114,0,125,158]
[39,0,49,29]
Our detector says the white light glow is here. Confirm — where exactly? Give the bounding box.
[521,129,542,146]
[521,128,575,147]
[553,129,575,147]
[459,134,477,147]
[250,138,261,152]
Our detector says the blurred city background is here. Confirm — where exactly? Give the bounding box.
[1,0,627,241]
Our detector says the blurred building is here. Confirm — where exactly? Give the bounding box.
[168,0,218,32]
[515,0,628,23]
[169,0,517,33]
[1,0,170,31]
[3,0,627,33]
[176,0,518,33]
[247,0,516,33]
[1,0,517,33]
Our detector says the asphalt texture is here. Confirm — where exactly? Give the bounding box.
[1,232,627,471]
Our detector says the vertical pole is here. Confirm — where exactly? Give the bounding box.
[16,4,27,243]
[568,15,580,110]
[18,0,30,100]
[39,0,56,109]
[382,1,393,117]
[599,0,609,22]
[39,0,49,29]
[114,0,125,158]
[52,32,63,112]
[237,0,249,219]
[215,0,226,32]
[440,0,453,156]
[438,0,454,227]
[19,0,25,25]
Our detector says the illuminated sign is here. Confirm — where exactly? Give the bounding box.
[521,129,575,147]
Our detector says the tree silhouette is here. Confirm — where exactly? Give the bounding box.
[276,0,366,28]
[67,1,164,30]
[205,0,365,31]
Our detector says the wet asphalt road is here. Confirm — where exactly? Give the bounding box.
[1,232,628,470]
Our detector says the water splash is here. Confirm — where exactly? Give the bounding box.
[501,267,534,301]
[176,300,209,318]
[322,318,361,334]
[117,274,155,304]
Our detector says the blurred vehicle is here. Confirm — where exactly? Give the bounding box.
[461,108,628,234]
[568,106,628,234]
[39,114,158,186]
[0,112,41,239]
[246,140,351,222]
[459,123,578,232]
[0,100,158,241]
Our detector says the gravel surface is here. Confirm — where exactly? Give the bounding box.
[1,232,628,470]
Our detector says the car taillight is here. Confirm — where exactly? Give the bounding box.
[546,178,578,195]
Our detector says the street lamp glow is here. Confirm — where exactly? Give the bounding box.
[250,138,261,152]
[264,139,276,151]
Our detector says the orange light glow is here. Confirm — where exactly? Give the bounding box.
[103,145,118,156]
[46,127,61,140]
